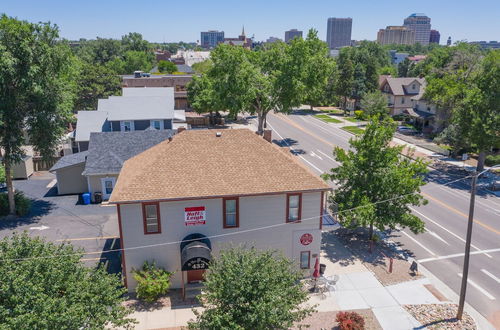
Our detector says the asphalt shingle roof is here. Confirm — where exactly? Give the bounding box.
[50,151,89,172]
[82,130,174,176]
[75,111,108,142]
[385,77,426,96]
[109,129,331,204]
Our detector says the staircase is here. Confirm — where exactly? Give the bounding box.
[184,282,204,299]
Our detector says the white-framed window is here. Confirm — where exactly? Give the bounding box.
[401,97,405,104]
[121,121,134,132]
[100,177,116,200]
[300,251,310,269]
[412,84,416,90]
[150,120,163,130]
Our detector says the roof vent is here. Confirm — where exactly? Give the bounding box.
[216,132,222,137]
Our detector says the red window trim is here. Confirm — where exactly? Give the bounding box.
[142,202,162,235]
[223,197,239,228]
[300,251,311,269]
[286,193,302,223]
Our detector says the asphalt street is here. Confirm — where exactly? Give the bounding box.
[262,111,500,327]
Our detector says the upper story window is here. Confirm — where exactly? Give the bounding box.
[175,85,186,92]
[412,84,416,90]
[401,98,405,104]
[151,120,162,130]
[142,202,161,234]
[383,84,390,92]
[121,121,134,132]
[286,193,302,223]
[223,197,239,228]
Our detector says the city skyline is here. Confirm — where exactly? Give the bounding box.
[2,0,499,43]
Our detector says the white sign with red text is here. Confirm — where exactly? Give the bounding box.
[184,206,206,226]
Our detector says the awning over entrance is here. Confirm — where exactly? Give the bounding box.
[180,236,211,271]
[402,108,434,119]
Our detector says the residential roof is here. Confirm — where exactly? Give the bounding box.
[82,130,174,176]
[109,129,330,204]
[176,64,195,74]
[384,77,425,96]
[121,87,175,98]
[75,111,109,142]
[97,96,175,121]
[403,108,434,119]
[50,150,89,172]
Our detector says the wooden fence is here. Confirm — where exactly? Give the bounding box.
[33,157,60,172]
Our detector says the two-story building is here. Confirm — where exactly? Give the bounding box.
[109,129,331,298]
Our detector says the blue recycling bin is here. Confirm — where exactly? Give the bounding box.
[82,193,91,205]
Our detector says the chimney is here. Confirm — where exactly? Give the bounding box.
[177,127,186,133]
[263,129,272,143]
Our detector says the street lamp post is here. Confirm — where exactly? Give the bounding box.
[456,164,500,320]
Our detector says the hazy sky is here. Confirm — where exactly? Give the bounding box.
[2,0,499,44]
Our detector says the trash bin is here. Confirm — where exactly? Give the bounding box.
[94,192,102,204]
[320,263,326,276]
[82,193,91,205]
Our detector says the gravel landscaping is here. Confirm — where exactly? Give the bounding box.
[124,289,199,312]
[292,309,382,330]
[404,304,476,329]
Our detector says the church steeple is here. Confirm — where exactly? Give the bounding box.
[241,25,246,37]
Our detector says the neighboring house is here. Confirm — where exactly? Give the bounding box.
[380,76,445,133]
[73,87,184,152]
[50,130,174,201]
[108,129,331,297]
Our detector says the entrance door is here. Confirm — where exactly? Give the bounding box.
[100,177,116,200]
[187,270,205,283]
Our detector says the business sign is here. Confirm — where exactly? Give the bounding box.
[185,206,206,226]
[300,233,313,246]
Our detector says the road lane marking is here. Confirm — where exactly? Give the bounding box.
[457,273,496,300]
[56,236,119,242]
[410,207,493,258]
[272,113,336,148]
[303,115,352,140]
[425,228,450,245]
[267,121,324,174]
[400,230,436,256]
[481,269,500,284]
[423,192,500,236]
[29,225,49,231]
[310,151,323,160]
[317,149,341,165]
[419,247,500,263]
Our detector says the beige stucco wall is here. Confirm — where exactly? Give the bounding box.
[119,192,323,291]
[55,163,87,195]
[87,174,119,201]
[11,157,34,179]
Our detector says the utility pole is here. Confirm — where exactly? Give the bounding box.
[456,172,477,319]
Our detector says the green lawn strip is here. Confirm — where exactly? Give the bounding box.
[343,117,361,123]
[342,126,365,135]
[313,114,342,123]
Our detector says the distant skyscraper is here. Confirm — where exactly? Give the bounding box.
[326,17,352,49]
[200,30,224,48]
[266,36,282,44]
[377,26,415,45]
[403,13,431,46]
[447,36,452,46]
[284,29,303,43]
[429,30,440,44]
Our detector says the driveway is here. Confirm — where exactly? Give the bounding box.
[0,172,121,273]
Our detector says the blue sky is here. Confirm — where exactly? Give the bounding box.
[2,0,499,44]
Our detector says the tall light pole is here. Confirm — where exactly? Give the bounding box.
[457,164,500,319]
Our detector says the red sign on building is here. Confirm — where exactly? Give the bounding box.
[300,233,313,246]
[184,206,206,226]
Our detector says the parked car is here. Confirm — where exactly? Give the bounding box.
[397,126,417,135]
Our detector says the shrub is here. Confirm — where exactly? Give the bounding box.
[0,192,32,217]
[132,261,173,302]
[336,311,365,330]
[485,154,500,167]
[354,110,365,120]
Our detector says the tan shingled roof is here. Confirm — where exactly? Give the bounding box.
[109,129,330,203]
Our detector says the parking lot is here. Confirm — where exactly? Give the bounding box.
[0,171,121,272]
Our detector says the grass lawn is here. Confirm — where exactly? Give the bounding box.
[342,126,365,135]
[344,116,361,123]
[314,114,342,123]
[326,109,344,115]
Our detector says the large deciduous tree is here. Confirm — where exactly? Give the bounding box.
[0,15,76,214]
[335,50,354,112]
[121,32,150,52]
[74,61,121,110]
[188,247,313,329]
[322,118,428,239]
[361,91,389,118]
[0,232,135,328]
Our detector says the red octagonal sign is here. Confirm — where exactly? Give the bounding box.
[300,233,313,246]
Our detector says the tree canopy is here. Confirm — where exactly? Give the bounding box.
[322,118,428,238]
[157,60,177,74]
[189,246,313,329]
[361,91,389,118]
[0,232,135,329]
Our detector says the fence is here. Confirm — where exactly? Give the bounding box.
[33,157,60,172]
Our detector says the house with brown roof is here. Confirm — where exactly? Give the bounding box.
[109,129,330,297]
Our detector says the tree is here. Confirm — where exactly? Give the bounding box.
[74,61,121,110]
[398,57,411,77]
[121,32,150,52]
[361,91,389,118]
[187,74,218,115]
[157,60,177,74]
[335,50,354,112]
[351,63,367,108]
[191,59,213,74]
[86,38,122,64]
[107,50,155,74]
[188,247,313,329]
[0,232,135,328]
[0,15,76,214]
[322,118,428,239]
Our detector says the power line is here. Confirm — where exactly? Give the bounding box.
[0,171,474,263]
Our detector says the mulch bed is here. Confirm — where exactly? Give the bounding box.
[292,309,382,330]
[124,289,199,312]
[404,304,476,329]
[330,228,423,286]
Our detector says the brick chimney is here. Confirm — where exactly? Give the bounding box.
[263,130,272,143]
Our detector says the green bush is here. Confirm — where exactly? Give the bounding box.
[0,192,32,217]
[485,154,500,167]
[132,261,173,302]
[354,110,365,120]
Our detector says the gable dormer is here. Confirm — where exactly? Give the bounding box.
[403,80,421,95]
